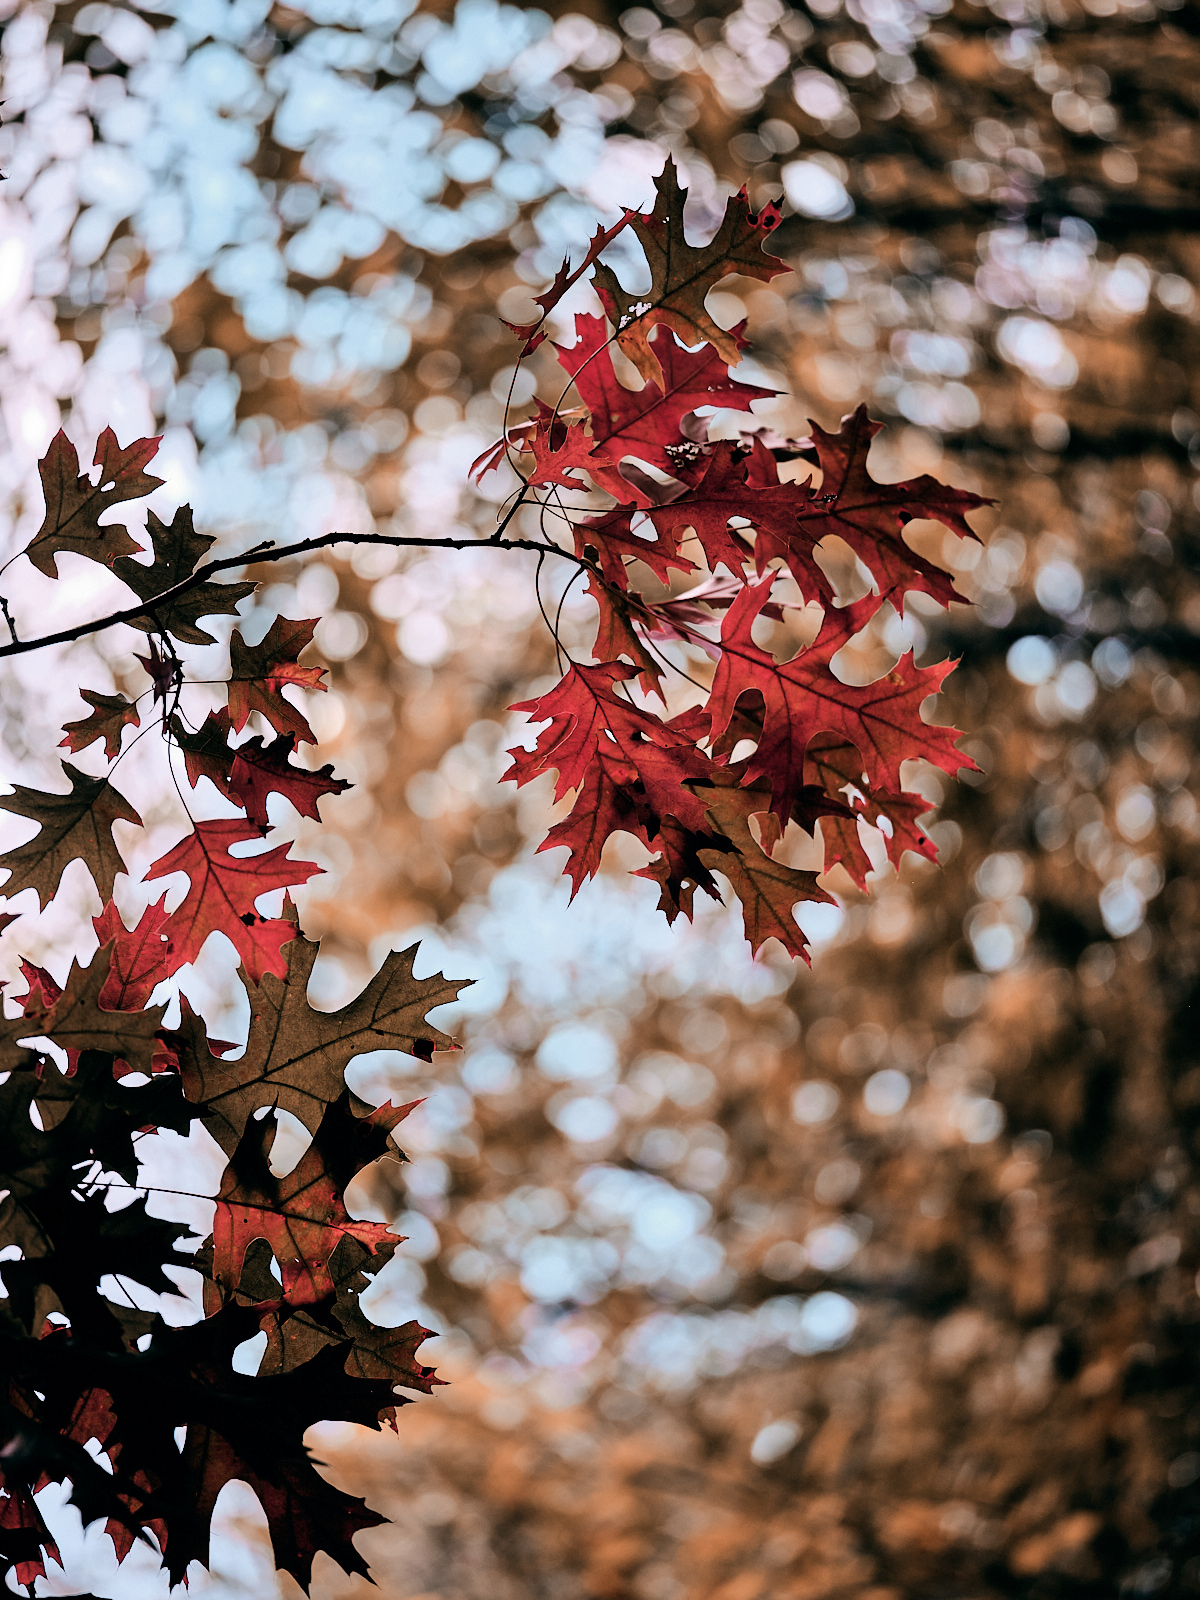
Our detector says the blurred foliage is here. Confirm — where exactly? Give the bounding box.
[2,0,1200,1594]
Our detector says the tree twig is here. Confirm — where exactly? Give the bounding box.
[0,526,585,663]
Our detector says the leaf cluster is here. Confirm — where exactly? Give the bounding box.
[481,158,988,959]
[0,437,464,1592]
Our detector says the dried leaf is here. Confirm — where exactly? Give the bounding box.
[59,691,141,762]
[112,506,255,646]
[25,429,161,579]
[592,159,786,387]
[0,766,140,909]
[227,617,327,744]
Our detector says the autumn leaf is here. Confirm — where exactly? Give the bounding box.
[502,212,631,354]
[571,509,696,696]
[210,1097,398,1306]
[229,733,350,827]
[802,406,994,610]
[169,709,238,798]
[227,617,327,743]
[0,766,140,909]
[144,821,319,983]
[171,932,468,1154]
[334,1301,445,1392]
[92,897,175,1011]
[574,506,695,592]
[591,158,786,387]
[694,780,836,961]
[517,401,618,490]
[558,315,775,499]
[805,735,938,887]
[25,429,161,579]
[60,690,141,762]
[29,945,167,1076]
[112,505,255,646]
[707,582,972,829]
[643,440,831,600]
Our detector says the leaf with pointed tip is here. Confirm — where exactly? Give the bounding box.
[694,781,836,961]
[583,574,668,697]
[805,735,938,887]
[25,428,161,579]
[170,932,467,1154]
[516,401,618,491]
[0,1481,62,1591]
[92,898,174,1011]
[507,660,709,806]
[558,316,775,499]
[574,506,695,592]
[10,1301,406,1588]
[645,440,833,598]
[0,766,139,909]
[32,946,167,1076]
[111,506,255,646]
[511,664,715,894]
[211,1096,397,1307]
[227,617,326,744]
[145,821,318,984]
[169,709,236,798]
[60,691,141,762]
[570,511,695,697]
[333,1301,445,1392]
[502,212,630,354]
[707,582,973,831]
[228,733,350,827]
[591,158,785,388]
[803,406,994,610]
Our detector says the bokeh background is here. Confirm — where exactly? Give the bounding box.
[0,0,1199,1594]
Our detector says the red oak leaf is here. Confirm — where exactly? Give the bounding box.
[557,316,775,501]
[803,405,994,610]
[645,440,832,600]
[211,1103,398,1307]
[584,576,669,697]
[805,735,938,888]
[507,663,713,891]
[60,691,141,762]
[228,734,350,828]
[170,709,237,799]
[145,822,319,982]
[92,897,174,1011]
[572,508,697,696]
[574,506,695,591]
[227,618,327,744]
[707,581,973,830]
[518,402,618,491]
[18,958,62,1014]
[507,661,708,807]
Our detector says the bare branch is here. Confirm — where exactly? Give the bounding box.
[0,523,584,663]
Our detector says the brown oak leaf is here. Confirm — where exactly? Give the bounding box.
[591,158,786,387]
[227,617,327,744]
[112,505,255,646]
[25,429,161,579]
[170,932,468,1154]
[0,766,140,909]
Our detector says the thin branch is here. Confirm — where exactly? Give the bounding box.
[0,526,585,663]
